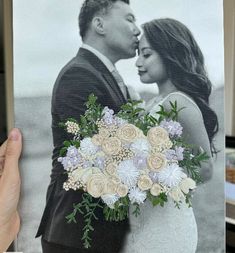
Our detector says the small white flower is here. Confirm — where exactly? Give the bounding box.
[80,137,99,156]
[65,121,80,135]
[130,138,150,154]
[128,187,147,204]
[101,194,119,208]
[157,163,185,188]
[117,160,139,188]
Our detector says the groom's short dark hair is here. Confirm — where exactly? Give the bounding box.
[79,0,130,40]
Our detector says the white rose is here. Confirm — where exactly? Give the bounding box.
[71,167,84,181]
[147,153,167,172]
[80,168,93,184]
[105,162,118,176]
[104,179,118,194]
[137,175,153,191]
[117,123,141,142]
[102,137,122,155]
[99,127,110,138]
[169,187,185,202]
[179,178,196,194]
[116,183,129,197]
[87,174,107,198]
[147,127,172,151]
[150,183,162,196]
[91,134,104,146]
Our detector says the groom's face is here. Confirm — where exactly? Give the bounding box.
[103,1,140,60]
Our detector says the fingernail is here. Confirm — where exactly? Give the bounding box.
[9,128,20,141]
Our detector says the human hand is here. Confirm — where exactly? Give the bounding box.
[0,128,22,252]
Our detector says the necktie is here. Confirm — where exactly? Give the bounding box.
[111,69,127,99]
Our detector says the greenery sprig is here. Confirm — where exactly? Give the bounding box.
[66,193,102,249]
[103,196,129,222]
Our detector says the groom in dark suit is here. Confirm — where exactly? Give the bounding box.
[36,0,140,252]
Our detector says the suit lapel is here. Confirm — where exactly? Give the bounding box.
[101,72,126,104]
[77,48,127,105]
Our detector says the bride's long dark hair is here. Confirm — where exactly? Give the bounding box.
[143,18,219,154]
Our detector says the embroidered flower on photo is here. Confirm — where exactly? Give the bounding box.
[102,137,122,155]
[59,94,207,249]
[65,121,80,135]
[129,187,147,204]
[160,119,183,137]
[117,160,139,188]
[80,137,99,156]
[157,163,185,188]
[117,123,140,142]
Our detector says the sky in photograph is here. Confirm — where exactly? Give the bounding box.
[13,0,224,97]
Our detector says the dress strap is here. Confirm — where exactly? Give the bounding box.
[160,91,202,115]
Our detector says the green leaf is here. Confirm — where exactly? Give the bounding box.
[63,140,71,147]
[59,147,68,156]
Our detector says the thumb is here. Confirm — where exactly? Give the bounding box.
[4,128,22,177]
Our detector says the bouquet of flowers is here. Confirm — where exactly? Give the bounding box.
[58,94,208,248]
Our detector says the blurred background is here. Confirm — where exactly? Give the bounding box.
[0,0,231,252]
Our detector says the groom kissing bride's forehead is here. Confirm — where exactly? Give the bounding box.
[79,0,140,62]
[36,0,140,252]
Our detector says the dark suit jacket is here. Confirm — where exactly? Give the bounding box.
[36,48,130,252]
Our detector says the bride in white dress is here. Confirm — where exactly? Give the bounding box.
[122,18,218,253]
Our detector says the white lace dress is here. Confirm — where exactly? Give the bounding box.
[121,92,198,253]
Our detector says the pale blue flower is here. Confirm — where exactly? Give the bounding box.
[94,156,105,169]
[149,171,159,183]
[165,146,184,161]
[66,146,79,157]
[115,117,127,126]
[102,107,116,125]
[58,156,79,170]
[133,154,147,169]
[160,119,183,137]
[82,160,93,168]
[102,106,114,115]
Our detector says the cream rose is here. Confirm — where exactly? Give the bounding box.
[99,127,110,138]
[110,176,121,185]
[87,174,107,198]
[116,183,129,197]
[150,183,162,196]
[147,153,167,172]
[102,137,122,155]
[169,187,185,202]
[179,178,196,194]
[71,167,84,181]
[105,162,117,176]
[117,123,140,142]
[147,126,170,147]
[104,179,118,194]
[137,175,153,191]
[79,168,94,184]
[91,134,104,146]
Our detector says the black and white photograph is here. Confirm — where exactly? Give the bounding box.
[13,0,224,252]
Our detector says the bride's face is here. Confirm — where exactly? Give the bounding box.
[136,35,167,84]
